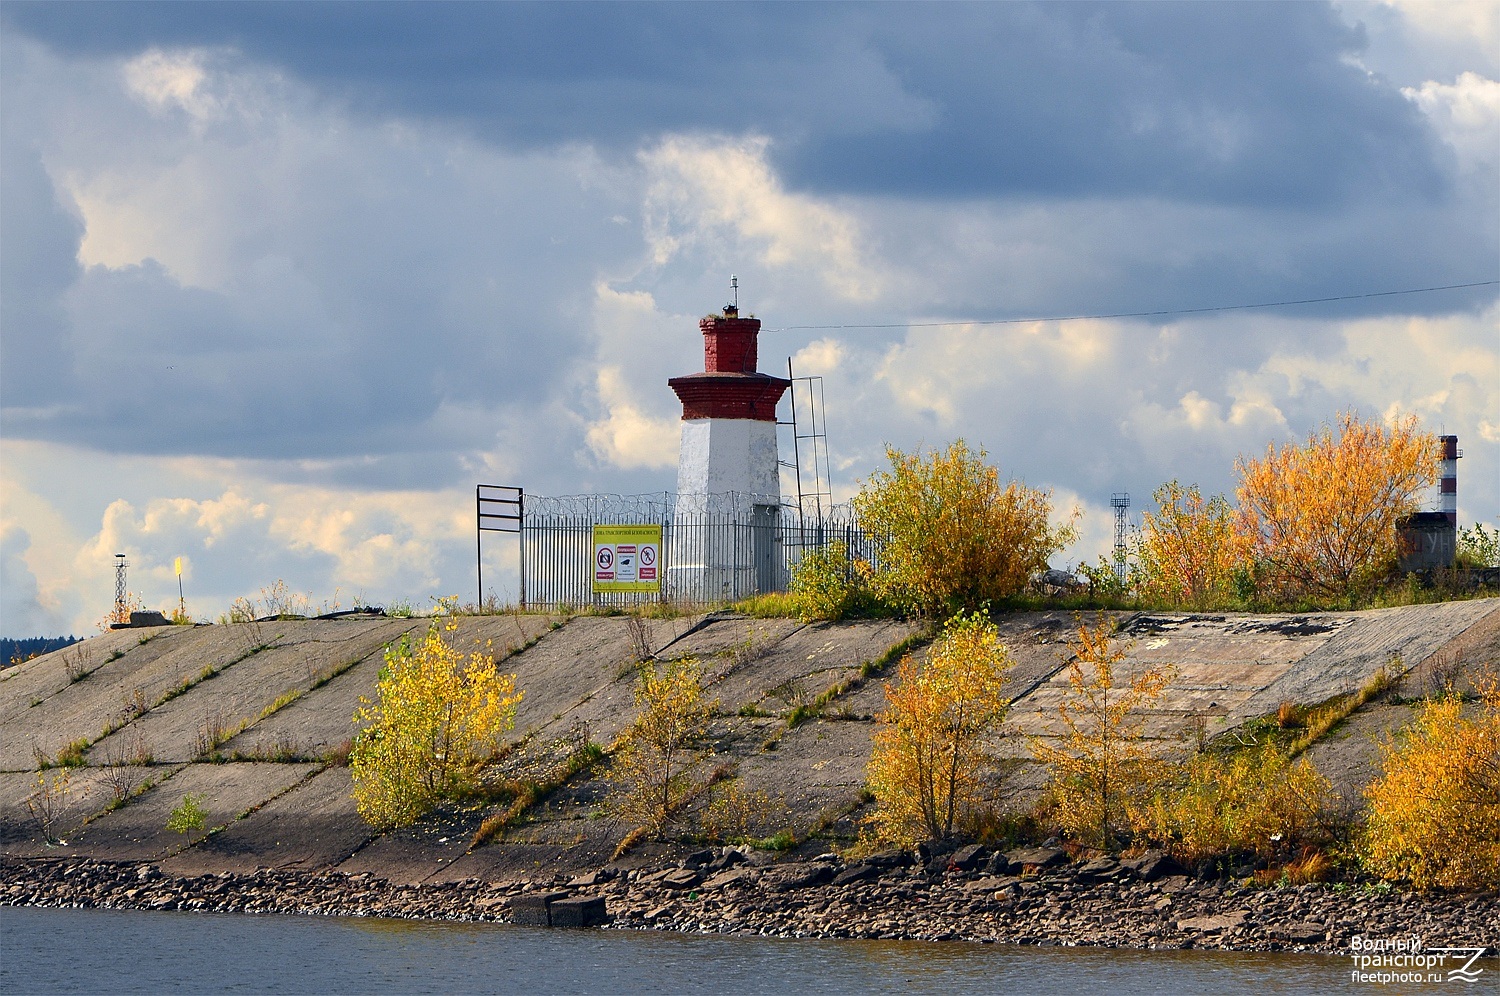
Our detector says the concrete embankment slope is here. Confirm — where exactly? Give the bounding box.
[2,599,1496,883]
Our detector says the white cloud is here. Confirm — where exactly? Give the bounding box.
[122,48,218,120]
[640,136,882,300]
[584,367,680,471]
[1403,71,1500,171]
[1381,1,1500,54]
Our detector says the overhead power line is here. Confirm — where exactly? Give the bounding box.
[763,279,1498,334]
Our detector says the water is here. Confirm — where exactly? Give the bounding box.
[0,906,1473,994]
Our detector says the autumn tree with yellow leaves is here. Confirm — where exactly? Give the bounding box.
[1032,617,1172,849]
[867,611,1015,846]
[351,602,522,829]
[611,657,716,837]
[1235,411,1439,601]
[853,440,1075,616]
[1360,674,1500,891]
[1136,480,1244,609]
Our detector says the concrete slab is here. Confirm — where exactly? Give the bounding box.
[214,621,429,760]
[701,617,921,717]
[89,619,417,764]
[736,717,875,831]
[0,628,187,725]
[0,626,220,770]
[0,766,127,851]
[333,815,485,884]
[664,615,805,661]
[162,766,373,875]
[439,839,612,882]
[1239,599,1500,720]
[487,616,659,749]
[63,761,318,861]
[5,600,1494,880]
[1300,701,1422,811]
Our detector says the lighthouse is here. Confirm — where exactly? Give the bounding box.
[668,305,790,503]
[666,303,791,597]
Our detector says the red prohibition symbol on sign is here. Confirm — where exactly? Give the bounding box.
[597,548,614,571]
[640,546,656,567]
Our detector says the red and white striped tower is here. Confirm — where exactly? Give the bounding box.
[1439,434,1460,525]
[668,306,790,501]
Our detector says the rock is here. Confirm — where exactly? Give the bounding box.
[863,850,913,869]
[702,868,757,890]
[683,850,715,869]
[568,869,616,887]
[705,849,748,873]
[1272,922,1327,944]
[950,845,989,872]
[508,890,570,927]
[832,865,880,887]
[1003,847,1066,873]
[1039,569,1082,591]
[1177,910,1248,934]
[916,840,956,865]
[549,895,609,928]
[1121,850,1186,882]
[764,863,836,892]
[960,875,1017,894]
[1075,857,1123,882]
[660,868,702,890]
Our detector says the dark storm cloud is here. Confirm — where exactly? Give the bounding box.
[0,136,82,408]
[0,31,629,466]
[2,1,1451,207]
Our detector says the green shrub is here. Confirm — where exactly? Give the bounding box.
[56,738,89,768]
[1458,523,1500,569]
[789,541,875,620]
[166,793,209,834]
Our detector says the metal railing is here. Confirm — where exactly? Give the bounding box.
[522,492,875,608]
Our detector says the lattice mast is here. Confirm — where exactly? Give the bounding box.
[114,553,128,625]
[1110,493,1131,585]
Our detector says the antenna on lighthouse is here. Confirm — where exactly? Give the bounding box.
[730,275,738,310]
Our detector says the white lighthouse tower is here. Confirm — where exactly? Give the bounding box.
[666,303,790,598]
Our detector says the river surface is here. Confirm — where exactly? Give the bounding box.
[0,905,1478,994]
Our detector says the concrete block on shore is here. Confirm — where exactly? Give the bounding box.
[508,890,570,927]
[549,895,608,928]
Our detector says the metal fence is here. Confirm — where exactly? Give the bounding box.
[522,492,875,608]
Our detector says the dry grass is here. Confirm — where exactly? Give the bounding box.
[1286,664,1396,759]
[1275,700,1305,729]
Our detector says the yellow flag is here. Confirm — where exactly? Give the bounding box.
[174,557,182,577]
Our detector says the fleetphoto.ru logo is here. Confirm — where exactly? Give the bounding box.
[1348,934,1488,985]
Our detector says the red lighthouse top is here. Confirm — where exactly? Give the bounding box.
[668,307,790,421]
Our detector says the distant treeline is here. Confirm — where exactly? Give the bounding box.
[1,636,81,669]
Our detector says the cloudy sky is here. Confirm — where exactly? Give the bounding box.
[2,1,1496,634]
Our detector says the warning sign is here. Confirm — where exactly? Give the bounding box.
[592,524,662,593]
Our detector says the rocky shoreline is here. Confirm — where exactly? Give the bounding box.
[5,847,1495,956]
